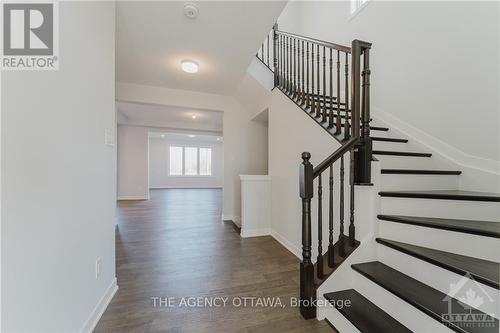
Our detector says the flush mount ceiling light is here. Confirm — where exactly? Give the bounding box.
[183,3,199,19]
[181,60,199,73]
[160,134,165,138]
[191,114,197,119]
[188,135,196,138]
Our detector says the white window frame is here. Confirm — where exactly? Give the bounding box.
[168,145,213,177]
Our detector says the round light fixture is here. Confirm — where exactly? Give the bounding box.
[191,115,197,119]
[160,134,165,138]
[181,60,199,73]
[183,3,199,19]
[188,135,195,138]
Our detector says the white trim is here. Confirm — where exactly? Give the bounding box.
[80,278,118,333]
[150,186,222,189]
[271,230,301,260]
[239,175,271,181]
[372,107,500,176]
[117,195,149,201]
[241,228,271,238]
[222,215,241,227]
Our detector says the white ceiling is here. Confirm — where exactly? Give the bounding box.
[116,101,223,132]
[116,1,286,95]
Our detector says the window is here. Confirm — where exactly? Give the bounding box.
[169,146,183,175]
[169,146,212,176]
[351,0,369,15]
[199,148,212,176]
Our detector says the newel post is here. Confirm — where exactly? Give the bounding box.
[273,23,279,87]
[299,152,316,319]
[352,40,373,184]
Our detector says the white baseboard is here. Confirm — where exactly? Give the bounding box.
[222,215,241,227]
[150,186,223,189]
[241,227,271,238]
[117,195,149,201]
[80,277,118,333]
[271,230,301,259]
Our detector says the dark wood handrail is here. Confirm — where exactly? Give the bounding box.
[276,30,351,54]
[313,137,359,178]
[257,25,372,320]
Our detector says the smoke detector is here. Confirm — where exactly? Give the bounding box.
[183,3,199,19]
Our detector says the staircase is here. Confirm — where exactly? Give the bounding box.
[257,26,499,332]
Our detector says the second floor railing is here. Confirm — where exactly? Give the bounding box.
[258,25,372,319]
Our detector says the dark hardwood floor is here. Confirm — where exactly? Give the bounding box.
[94,189,332,332]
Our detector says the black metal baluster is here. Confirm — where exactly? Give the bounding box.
[301,41,305,105]
[344,52,351,140]
[321,46,327,123]
[349,149,356,246]
[327,164,334,267]
[293,38,297,99]
[267,31,270,67]
[335,50,342,134]
[315,45,321,118]
[317,174,324,278]
[305,42,309,108]
[289,37,292,94]
[283,37,286,91]
[310,44,315,114]
[328,48,334,129]
[338,155,345,257]
[285,37,289,93]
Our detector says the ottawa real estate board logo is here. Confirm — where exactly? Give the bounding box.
[1,2,59,70]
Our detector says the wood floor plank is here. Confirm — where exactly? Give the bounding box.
[94,189,331,332]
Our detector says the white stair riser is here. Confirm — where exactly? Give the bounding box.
[381,174,459,191]
[375,155,444,169]
[377,244,500,317]
[380,196,500,222]
[350,270,456,333]
[378,220,500,262]
[373,140,416,152]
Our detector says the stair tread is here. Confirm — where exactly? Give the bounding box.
[378,214,500,238]
[372,137,408,143]
[376,238,499,289]
[373,150,432,157]
[324,289,412,333]
[381,169,462,175]
[379,190,500,202]
[352,261,499,333]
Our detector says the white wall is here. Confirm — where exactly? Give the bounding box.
[116,82,268,221]
[283,1,500,175]
[1,2,116,332]
[117,125,150,200]
[149,137,223,189]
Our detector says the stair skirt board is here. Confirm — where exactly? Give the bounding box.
[352,261,499,333]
